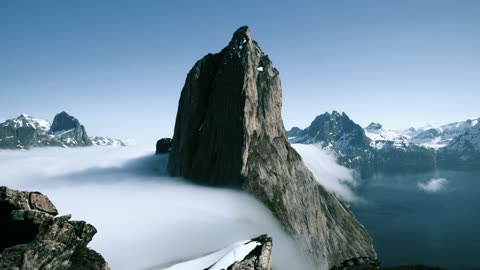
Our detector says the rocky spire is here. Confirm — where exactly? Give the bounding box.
[50,111,92,146]
[167,26,376,268]
[51,111,81,132]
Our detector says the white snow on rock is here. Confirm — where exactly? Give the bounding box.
[164,239,260,270]
[3,114,51,132]
[257,66,264,71]
[400,117,480,149]
[364,122,409,150]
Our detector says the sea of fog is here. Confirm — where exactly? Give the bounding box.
[2,144,479,269]
[0,145,317,270]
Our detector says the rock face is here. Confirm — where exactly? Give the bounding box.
[0,186,109,270]
[51,111,82,132]
[0,112,125,149]
[227,235,273,270]
[167,26,376,268]
[156,138,172,154]
[49,111,92,146]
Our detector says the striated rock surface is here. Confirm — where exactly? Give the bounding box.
[0,186,109,270]
[167,26,376,268]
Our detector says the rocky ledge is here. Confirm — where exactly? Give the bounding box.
[0,186,109,270]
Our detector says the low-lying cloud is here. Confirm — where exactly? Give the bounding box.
[292,143,362,203]
[0,146,314,270]
[417,178,448,192]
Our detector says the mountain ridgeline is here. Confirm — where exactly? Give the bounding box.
[167,26,376,269]
[0,112,125,149]
[288,111,480,177]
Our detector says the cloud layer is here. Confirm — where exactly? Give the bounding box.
[292,143,361,203]
[417,178,448,192]
[0,146,313,270]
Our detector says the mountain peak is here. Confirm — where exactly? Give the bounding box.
[19,113,30,118]
[232,25,250,40]
[366,122,383,131]
[51,111,81,132]
[167,27,376,267]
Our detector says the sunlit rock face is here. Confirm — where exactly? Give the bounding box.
[167,26,376,268]
[0,186,109,270]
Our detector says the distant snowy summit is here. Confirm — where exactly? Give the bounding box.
[288,111,480,175]
[0,112,126,149]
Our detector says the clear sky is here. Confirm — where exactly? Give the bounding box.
[1,0,479,145]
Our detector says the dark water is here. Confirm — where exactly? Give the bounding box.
[351,170,480,270]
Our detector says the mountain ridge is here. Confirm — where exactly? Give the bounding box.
[0,112,126,149]
[288,112,479,175]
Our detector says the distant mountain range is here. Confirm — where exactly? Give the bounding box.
[288,111,480,177]
[0,112,125,149]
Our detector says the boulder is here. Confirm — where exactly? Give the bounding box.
[0,186,109,270]
[156,138,172,154]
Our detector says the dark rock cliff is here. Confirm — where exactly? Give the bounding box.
[167,26,376,268]
[0,186,109,270]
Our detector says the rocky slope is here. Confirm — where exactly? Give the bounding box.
[0,112,125,149]
[167,26,376,268]
[0,186,109,270]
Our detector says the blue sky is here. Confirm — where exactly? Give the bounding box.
[1,1,479,144]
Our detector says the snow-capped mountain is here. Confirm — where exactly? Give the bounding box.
[402,118,480,149]
[437,122,480,169]
[0,112,126,149]
[365,122,411,150]
[288,112,479,176]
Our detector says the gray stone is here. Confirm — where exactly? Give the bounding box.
[0,186,109,270]
[156,138,172,154]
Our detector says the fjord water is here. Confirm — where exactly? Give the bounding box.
[352,170,480,269]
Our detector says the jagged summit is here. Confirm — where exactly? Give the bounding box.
[51,111,81,132]
[231,25,251,41]
[167,26,376,268]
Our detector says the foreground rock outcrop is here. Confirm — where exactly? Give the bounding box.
[163,235,272,270]
[167,26,376,268]
[0,186,109,270]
